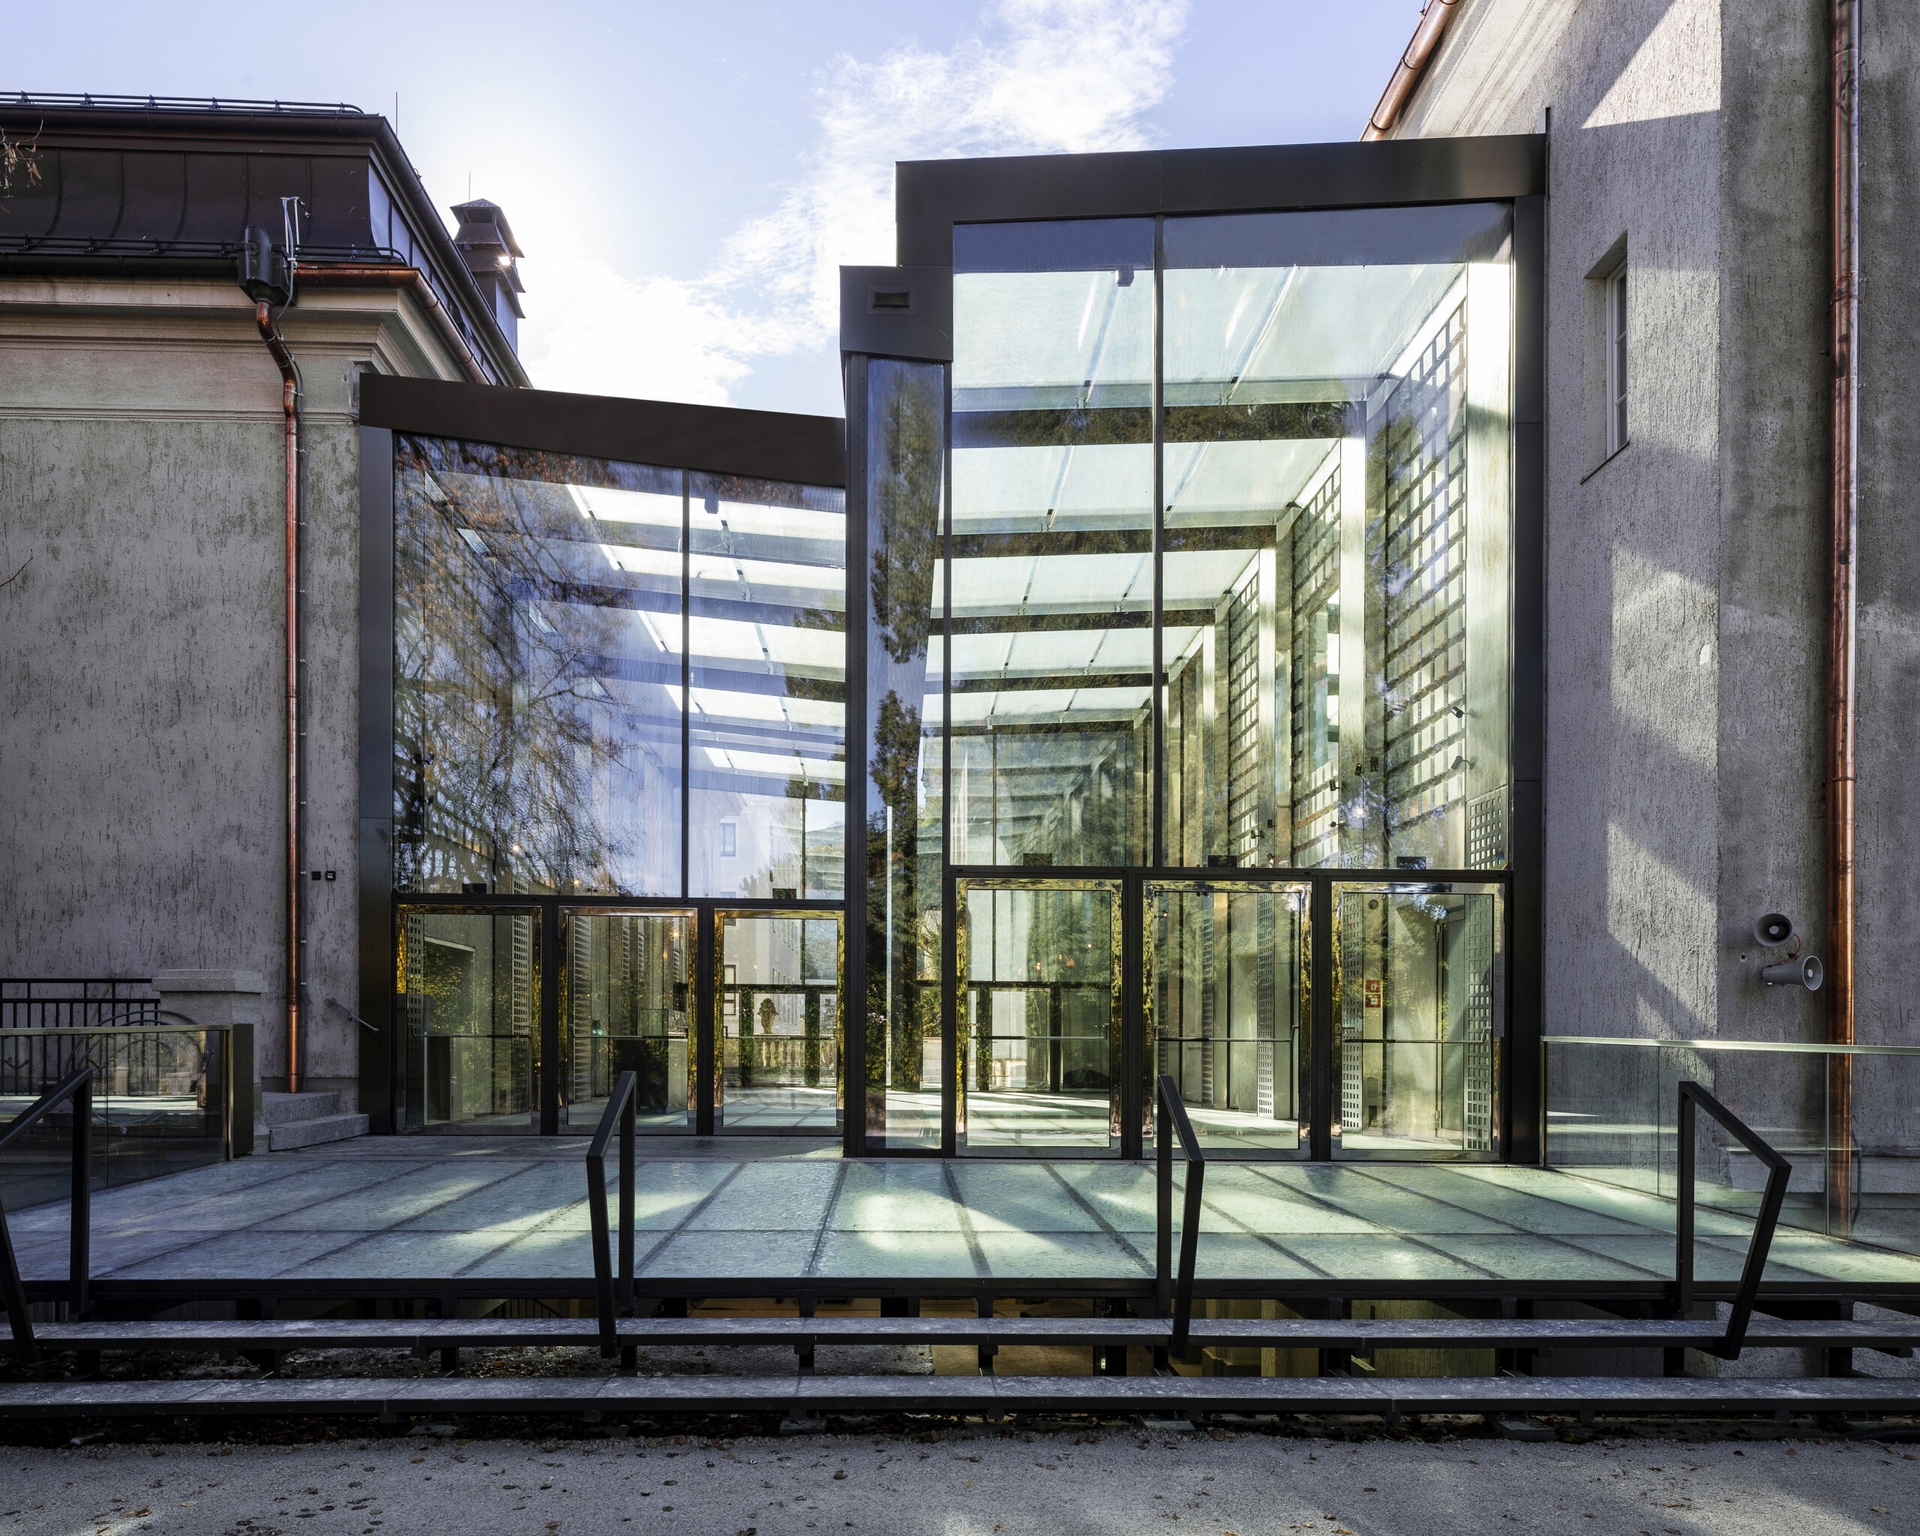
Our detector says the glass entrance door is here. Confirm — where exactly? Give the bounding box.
[716,910,843,1134]
[957,879,1122,1154]
[396,905,540,1131]
[1148,880,1310,1153]
[1334,880,1503,1157]
[560,909,694,1133]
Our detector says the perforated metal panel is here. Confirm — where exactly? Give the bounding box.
[1467,787,1509,870]
[1224,566,1262,863]
[1460,897,1495,1152]
[1289,464,1342,867]
[1381,303,1469,844]
[1339,896,1365,1135]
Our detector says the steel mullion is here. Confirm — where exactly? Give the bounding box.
[1151,215,1166,872]
[941,362,957,1158]
[680,469,691,901]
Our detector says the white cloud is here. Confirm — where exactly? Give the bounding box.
[518,0,1189,408]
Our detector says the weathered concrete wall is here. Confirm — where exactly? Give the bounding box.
[1402,0,1920,1157]
[1406,0,1737,1043]
[0,277,462,1107]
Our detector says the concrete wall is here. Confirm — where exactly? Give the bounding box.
[0,275,465,1106]
[1399,0,1920,1160]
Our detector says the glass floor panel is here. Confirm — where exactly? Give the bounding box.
[19,1147,1920,1291]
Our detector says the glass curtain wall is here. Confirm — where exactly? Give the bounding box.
[393,435,846,900]
[394,436,845,1133]
[1160,204,1514,874]
[860,201,1516,1158]
[950,220,1156,871]
[688,474,849,902]
[393,436,685,898]
[858,360,947,1150]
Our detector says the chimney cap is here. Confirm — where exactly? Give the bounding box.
[449,197,524,259]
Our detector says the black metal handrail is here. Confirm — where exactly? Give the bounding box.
[1675,1079,1790,1360]
[586,1071,637,1363]
[1154,1074,1205,1361]
[0,1067,94,1362]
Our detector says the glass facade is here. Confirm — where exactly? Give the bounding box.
[854,200,1518,1159]
[391,435,845,1135]
[393,435,845,899]
[382,191,1523,1159]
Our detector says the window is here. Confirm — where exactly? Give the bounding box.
[1606,264,1628,455]
[720,821,737,858]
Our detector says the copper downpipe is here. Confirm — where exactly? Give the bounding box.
[1825,0,1861,1237]
[1361,0,1461,141]
[256,299,303,1097]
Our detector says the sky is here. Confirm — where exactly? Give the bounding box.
[13,1,1424,416]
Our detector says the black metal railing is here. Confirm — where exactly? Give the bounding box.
[1675,1079,1790,1360]
[0,1067,94,1362]
[1155,1073,1205,1361]
[1,979,158,1031]
[586,1069,637,1363]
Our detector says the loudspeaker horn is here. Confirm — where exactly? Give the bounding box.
[1760,955,1823,991]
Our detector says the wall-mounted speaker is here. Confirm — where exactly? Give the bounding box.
[1760,955,1823,991]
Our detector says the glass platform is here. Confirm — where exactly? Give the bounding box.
[9,1142,1920,1292]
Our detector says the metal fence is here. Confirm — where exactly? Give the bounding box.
[0,979,159,1031]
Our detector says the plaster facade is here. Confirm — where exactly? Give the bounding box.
[0,275,473,1106]
[1394,0,1920,1075]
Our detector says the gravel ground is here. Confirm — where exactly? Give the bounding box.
[0,1422,1914,1536]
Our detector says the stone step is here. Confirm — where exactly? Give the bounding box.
[258,1092,341,1127]
[0,1373,1911,1422]
[266,1112,369,1152]
[13,1315,1919,1356]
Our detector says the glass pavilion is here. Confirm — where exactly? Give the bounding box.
[364,136,1544,1161]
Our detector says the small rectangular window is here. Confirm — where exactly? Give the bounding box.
[720,821,737,858]
[1606,266,1628,455]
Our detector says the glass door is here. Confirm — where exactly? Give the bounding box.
[716,910,843,1134]
[396,905,540,1131]
[559,909,694,1133]
[1148,879,1310,1154]
[1333,880,1503,1158]
[956,879,1122,1154]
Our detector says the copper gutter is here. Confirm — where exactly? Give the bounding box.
[1361,0,1461,140]
[293,264,492,384]
[1825,0,1861,1237]
[255,298,303,1097]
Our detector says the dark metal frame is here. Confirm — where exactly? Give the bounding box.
[0,1067,93,1361]
[356,385,847,1138]
[387,893,842,1137]
[938,865,1510,1163]
[1675,1080,1791,1361]
[843,134,1547,1163]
